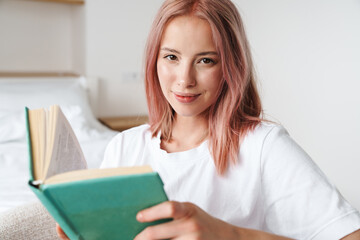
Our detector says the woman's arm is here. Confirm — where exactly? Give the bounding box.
[134,201,293,240]
[342,229,360,240]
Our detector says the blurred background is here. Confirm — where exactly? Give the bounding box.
[0,0,359,210]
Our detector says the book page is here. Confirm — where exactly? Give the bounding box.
[28,109,46,180]
[44,106,87,180]
[44,166,153,184]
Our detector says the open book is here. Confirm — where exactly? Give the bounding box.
[26,105,168,240]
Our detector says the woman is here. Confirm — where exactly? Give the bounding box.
[58,0,360,239]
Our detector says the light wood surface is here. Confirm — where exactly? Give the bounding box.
[99,116,149,132]
[29,0,84,5]
[0,72,80,77]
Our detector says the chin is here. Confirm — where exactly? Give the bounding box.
[172,107,207,118]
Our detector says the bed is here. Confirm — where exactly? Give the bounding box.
[0,74,117,214]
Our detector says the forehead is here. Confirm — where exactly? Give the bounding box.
[160,15,216,51]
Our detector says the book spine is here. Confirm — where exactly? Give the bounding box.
[25,107,35,181]
[29,183,83,240]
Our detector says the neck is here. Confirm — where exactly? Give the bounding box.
[161,114,208,153]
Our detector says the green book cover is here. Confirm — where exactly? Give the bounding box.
[25,106,169,240]
[28,173,169,240]
[25,107,35,181]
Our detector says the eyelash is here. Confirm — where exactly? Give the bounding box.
[199,58,214,64]
[164,55,215,65]
[164,55,177,61]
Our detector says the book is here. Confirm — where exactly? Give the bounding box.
[26,105,169,240]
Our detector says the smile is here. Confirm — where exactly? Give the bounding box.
[173,92,201,103]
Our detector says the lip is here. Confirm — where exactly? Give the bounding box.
[173,92,201,103]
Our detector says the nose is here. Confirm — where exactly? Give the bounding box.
[177,62,196,88]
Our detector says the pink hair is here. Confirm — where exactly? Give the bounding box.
[145,0,263,175]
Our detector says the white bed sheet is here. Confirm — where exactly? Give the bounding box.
[0,132,116,214]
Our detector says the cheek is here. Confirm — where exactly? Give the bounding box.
[157,62,173,86]
[157,62,172,98]
[201,68,222,92]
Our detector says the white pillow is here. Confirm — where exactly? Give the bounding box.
[0,76,103,143]
[61,105,114,142]
[0,109,25,143]
[0,76,91,115]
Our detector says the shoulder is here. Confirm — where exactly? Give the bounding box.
[242,121,288,150]
[243,121,310,166]
[100,124,153,168]
[238,121,307,174]
[116,123,152,138]
[236,121,289,170]
[108,124,152,145]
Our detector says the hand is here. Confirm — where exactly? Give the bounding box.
[134,201,240,240]
[56,223,70,240]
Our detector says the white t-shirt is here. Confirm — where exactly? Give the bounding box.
[101,122,360,239]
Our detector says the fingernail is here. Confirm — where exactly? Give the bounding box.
[136,212,143,221]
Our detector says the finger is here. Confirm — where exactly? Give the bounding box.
[137,201,194,223]
[56,223,70,240]
[173,235,200,240]
[134,217,193,240]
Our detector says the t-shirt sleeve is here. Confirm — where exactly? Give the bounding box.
[100,133,124,169]
[100,124,151,169]
[260,125,360,239]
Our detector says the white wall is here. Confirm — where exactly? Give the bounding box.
[71,4,86,74]
[0,0,83,73]
[84,0,163,116]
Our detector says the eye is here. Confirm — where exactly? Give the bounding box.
[165,55,178,61]
[200,58,214,64]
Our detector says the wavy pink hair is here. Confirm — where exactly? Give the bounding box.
[145,0,263,175]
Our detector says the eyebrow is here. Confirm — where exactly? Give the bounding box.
[160,47,218,56]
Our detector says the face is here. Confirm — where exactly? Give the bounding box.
[157,15,222,119]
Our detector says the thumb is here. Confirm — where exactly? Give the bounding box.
[56,223,70,240]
